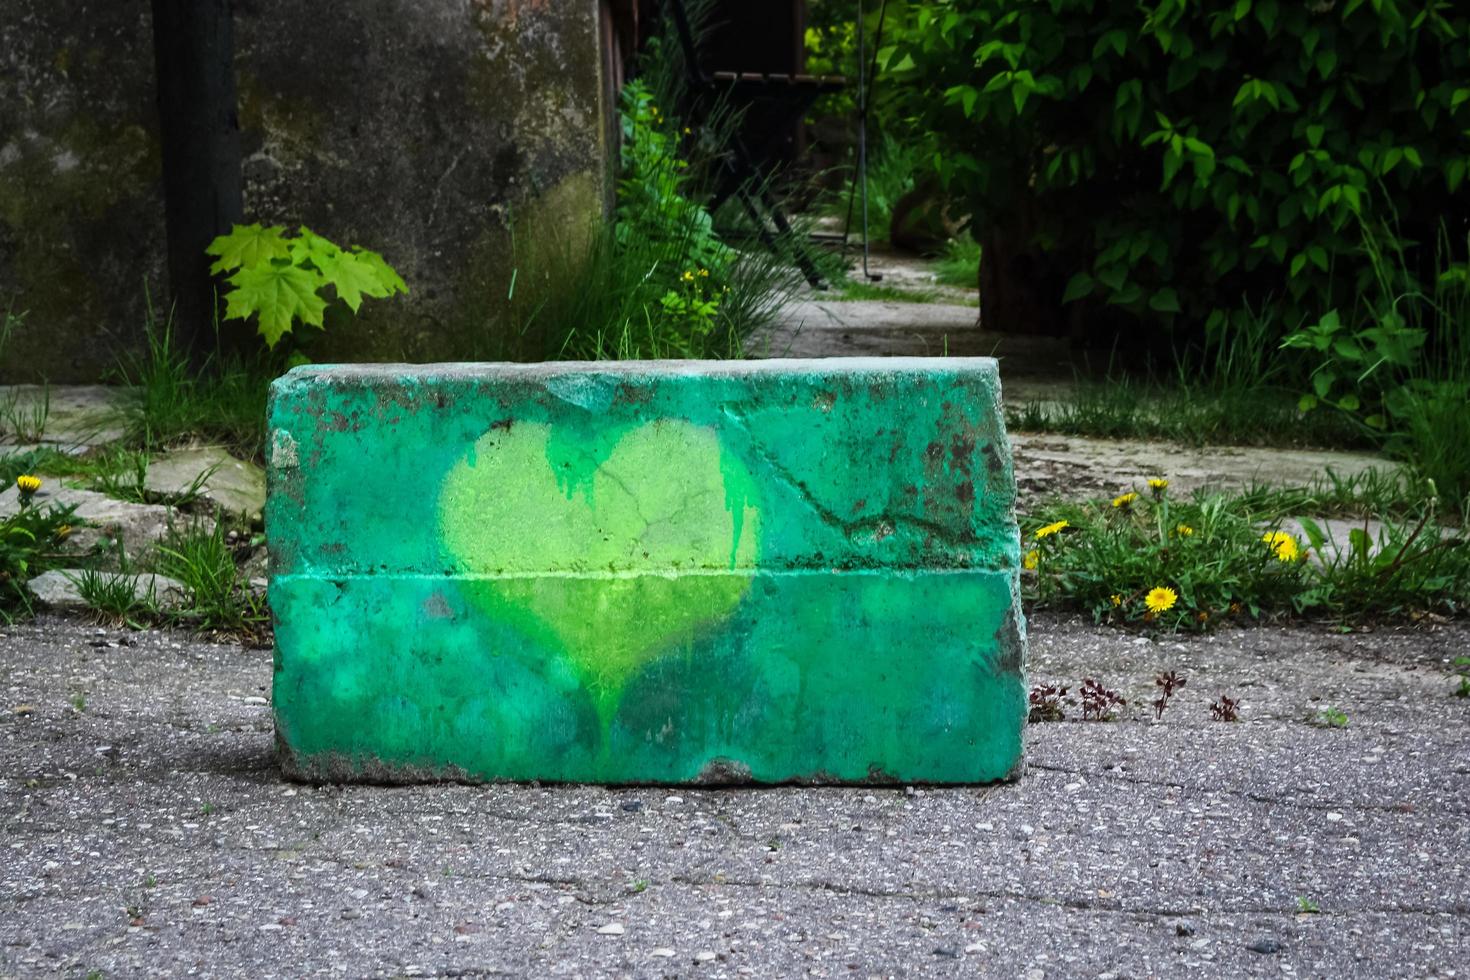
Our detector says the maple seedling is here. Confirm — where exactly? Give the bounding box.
[205,223,409,348]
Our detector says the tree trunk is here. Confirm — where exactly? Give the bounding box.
[977,213,1068,337]
[150,0,243,364]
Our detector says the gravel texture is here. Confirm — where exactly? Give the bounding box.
[2,615,1467,978]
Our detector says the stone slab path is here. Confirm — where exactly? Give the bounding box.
[0,385,128,451]
[3,617,1466,978]
[1010,433,1394,509]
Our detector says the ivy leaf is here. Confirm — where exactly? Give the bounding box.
[1149,287,1182,313]
[223,262,327,348]
[206,224,290,276]
[1061,272,1094,303]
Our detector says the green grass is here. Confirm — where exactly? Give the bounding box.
[1022,481,1469,629]
[829,280,959,305]
[0,447,215,511]
[1232,467,1440,523]
[0,448,84,487]
[933,237,981,289]
[78,448,215,507]
[1006,291,1380,450]
[0,383,50,443]
[460,202,800,364]
[817,131,921,246]
[1289,219,1470,510]
[71,567,160,630]
[111,307,271,458]
[153,519,266,634]
[1007,378,1370,450]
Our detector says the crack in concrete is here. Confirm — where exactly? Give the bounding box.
[667,873,1470,918]
[1026,762,1470,817]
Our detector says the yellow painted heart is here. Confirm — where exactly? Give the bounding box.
[437,420,760,718]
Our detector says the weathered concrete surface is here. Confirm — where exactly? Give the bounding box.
[1,616,1466,977]
[144,446,266,523]
[268,360,1026,784]
[0,385,129,448]
[752,299,991,359]
[0,0,609,381]
[1011,434,1397,509]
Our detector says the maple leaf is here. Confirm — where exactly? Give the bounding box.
[350,246,409,297]
[288,226,342,268]
[206,223,291,276]
[223,262,327,348]
[313,248,394,312]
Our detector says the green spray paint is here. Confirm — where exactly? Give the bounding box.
[438,419,760,724]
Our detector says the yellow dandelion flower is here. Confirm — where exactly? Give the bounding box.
[1022,549,1040,570]
[1261,530,1301,562]
[681,270,695,283]
[1144,586,1178,613]
[1109,593,1123,607]
[1175,523,1194,537]
[1034,519,1069,540]
[1147,478,1169,495]
[683,126,692,135]
[698,268,710,277]
[16,474,41,494]
[1112,492,1138,509]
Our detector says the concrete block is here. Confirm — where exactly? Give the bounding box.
[268,359,1027,784]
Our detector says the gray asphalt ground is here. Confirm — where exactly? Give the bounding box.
[3,615,1467,979]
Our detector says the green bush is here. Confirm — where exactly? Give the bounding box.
[1283,221,1470,505]
[884,0,1470,337]
[487,76,798,361]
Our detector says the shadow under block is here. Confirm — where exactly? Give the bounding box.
[267,359,1027,784]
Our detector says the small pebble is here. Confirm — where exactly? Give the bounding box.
[597,922,625,936]
[651,948,675,958]
[694,950,717,962]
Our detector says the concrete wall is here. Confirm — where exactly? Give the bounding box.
[267,359,1027,784]
[0,0,611,382]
